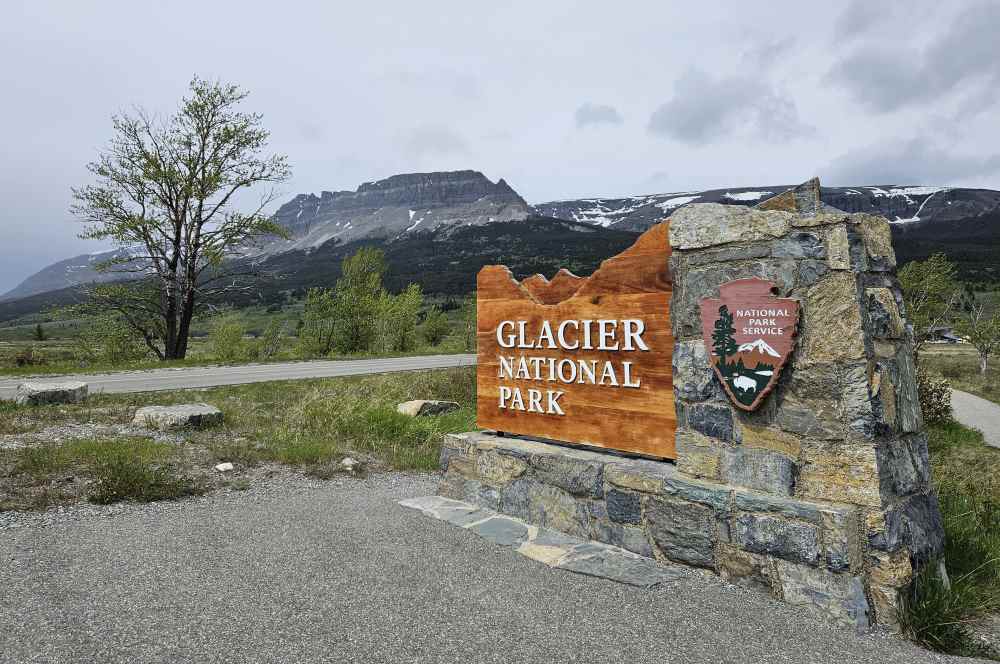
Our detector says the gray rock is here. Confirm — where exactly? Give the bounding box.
[876,435,929,502]
[396,400,460,417]
[646,496,717,568]
[687,403,733,442]
[685,243,771,267]
[672,340,716,402]
[732,514,820,566]
[771,232,825,259]
[663,476,732,511]
[776,561,871,632]
[669,204,793,250]
[15,381,88,406]
[606,489,642,524]
[720,447,795,496]
[132,403,223,430]
[796,259,829,286]
[214,462,234,473]
[530,453,604,498]
[872,493,945,564]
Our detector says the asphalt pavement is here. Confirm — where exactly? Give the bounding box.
[0,473,974,664]
[0,354,476,399]
[952,389,1000,448]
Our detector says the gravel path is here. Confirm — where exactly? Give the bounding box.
[0,473,976,664]
[952,389,1000,448]
[0,354,476,399]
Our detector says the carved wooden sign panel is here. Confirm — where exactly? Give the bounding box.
[476,224,676,459]
[699,278,799,411]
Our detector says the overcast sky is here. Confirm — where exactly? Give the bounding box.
[2,0,999,292]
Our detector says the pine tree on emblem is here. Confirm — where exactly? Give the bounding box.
[712,305,738,376]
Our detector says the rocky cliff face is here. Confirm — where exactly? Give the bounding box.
[2,170,531,301]
[259,170,530,254]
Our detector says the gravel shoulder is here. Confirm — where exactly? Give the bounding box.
[0,472,978,664]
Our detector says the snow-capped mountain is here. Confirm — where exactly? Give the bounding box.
[534,185,1000,233]
[737,339,780,357]
[4,173,1000,307]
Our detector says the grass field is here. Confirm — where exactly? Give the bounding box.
[0,297,474,377]
[921,343,1000,405]
[908,420,1000,658]
[0,367,475,510]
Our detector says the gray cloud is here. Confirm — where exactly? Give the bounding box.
[821,138,1000,186]
[574,103,623,128]
[647,69,812,145]
[833,0,888,41]
[827,2,1000,113]
[399,125,468,158]
[1,1,999,292]
[740,36,796,70]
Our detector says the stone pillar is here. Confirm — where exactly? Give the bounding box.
[668,179,944,628]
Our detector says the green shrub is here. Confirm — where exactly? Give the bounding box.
[900,562,985,655]
[297,288,337,357]
[917,365,952,423]
[88,457,205,504]
[901,421,1000,656]
[422,306,450,346]
[209,314,246,362]
[73,315,149,365]
[256,319,284,360]
[373,284,423,353]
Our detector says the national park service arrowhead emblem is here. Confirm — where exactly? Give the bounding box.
[699,278,799,411]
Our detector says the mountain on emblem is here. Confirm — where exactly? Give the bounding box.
[699,278,800,411]
[737,339,780,357]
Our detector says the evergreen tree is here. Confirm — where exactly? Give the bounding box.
[712,305,738,374]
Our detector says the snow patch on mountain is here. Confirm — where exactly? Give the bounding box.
[738,339,780,357]
[655,195,700,210]
[724,191,773,201]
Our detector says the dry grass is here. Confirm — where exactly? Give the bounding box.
[922,344,1000,405]
[0,367,476,510]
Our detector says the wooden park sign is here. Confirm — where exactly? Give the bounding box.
[476,224,676,459]
[699,278,799,411]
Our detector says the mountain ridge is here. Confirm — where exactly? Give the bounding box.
[4,171,1000,307]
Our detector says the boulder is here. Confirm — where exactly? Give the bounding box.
[133,403,223,430]
[15,381,88,405]
[396,400,460,417]
[214,462,234,473]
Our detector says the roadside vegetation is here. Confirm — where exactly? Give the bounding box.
[903,419,1000,658]
[0,367,474,511]
[898,254,1000,657]
[0,248,477,377]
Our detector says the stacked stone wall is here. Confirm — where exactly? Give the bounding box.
[667,188,944,627]
[438,181,945,631]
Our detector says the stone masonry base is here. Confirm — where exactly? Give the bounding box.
[439,431,872,632]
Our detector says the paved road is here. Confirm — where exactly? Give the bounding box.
[0,474,971,664]
[952,389,1000,449]
[0,354,476,399]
